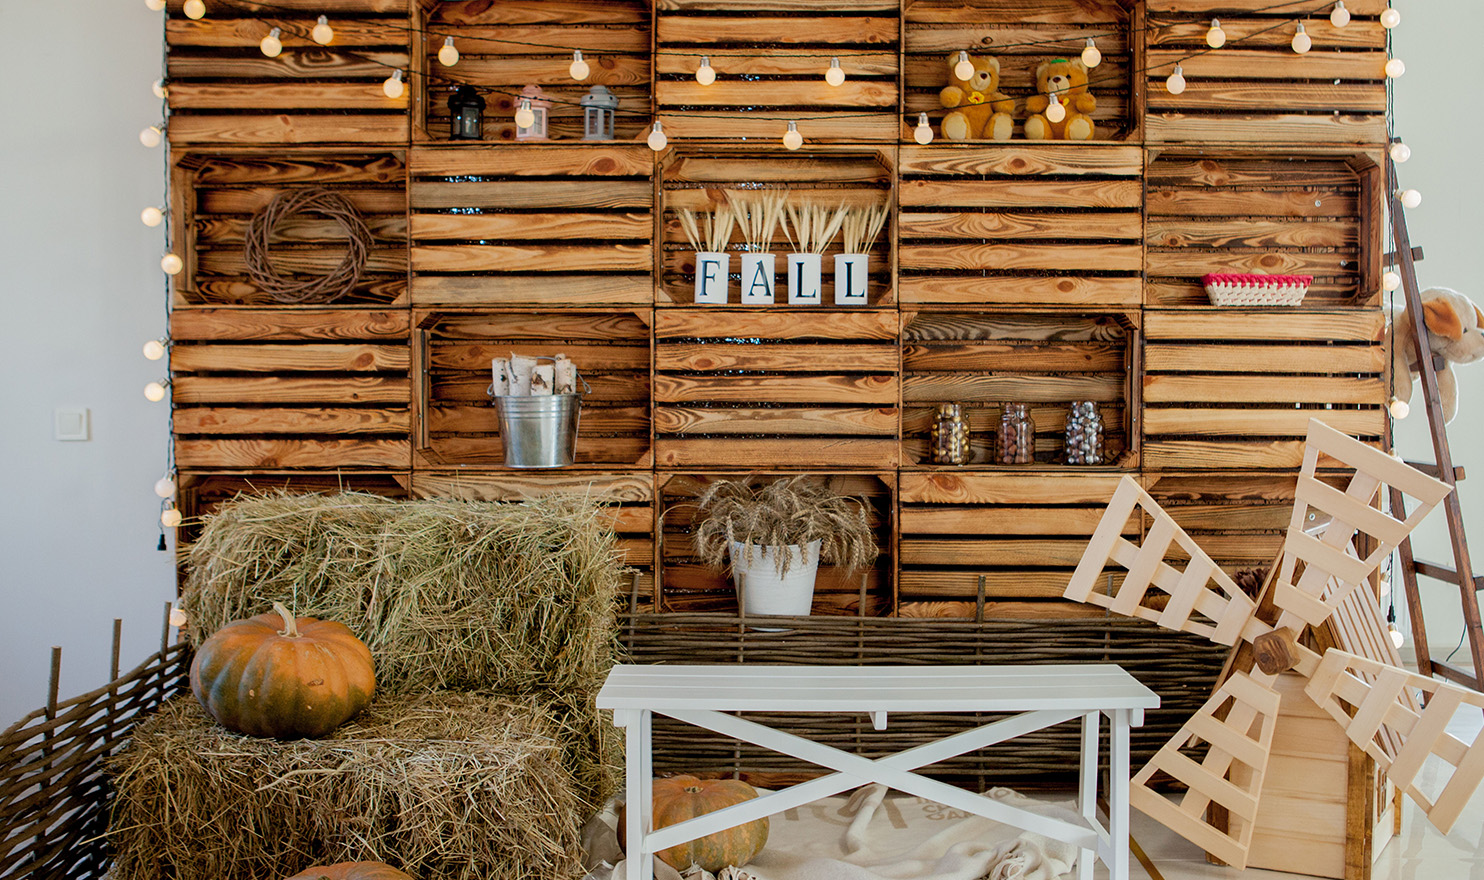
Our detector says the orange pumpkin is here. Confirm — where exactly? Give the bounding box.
[283,862,412,880]
[191,602,375,739]
[619,776,768,872]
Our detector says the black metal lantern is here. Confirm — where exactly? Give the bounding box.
[449,85,485,140]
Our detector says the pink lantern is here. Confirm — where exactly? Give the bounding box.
[516,84,550,141]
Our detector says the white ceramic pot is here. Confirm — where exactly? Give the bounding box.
[694,251,730,304]
[834,253,870,305]
[739,252,777,305]
[730,539,821,617]
[786,253,823,305]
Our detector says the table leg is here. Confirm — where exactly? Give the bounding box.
[1108,708,1131,880]
[1079,711,1100,880]
[622,709,655,880]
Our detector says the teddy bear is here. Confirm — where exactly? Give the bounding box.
[1024,57,1097,141]
[1388,287,1484,424]
[938,53,1014,141]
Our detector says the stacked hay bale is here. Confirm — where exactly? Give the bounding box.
[108,492,626,880]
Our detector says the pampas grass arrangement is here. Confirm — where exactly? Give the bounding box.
[693,477,879,576]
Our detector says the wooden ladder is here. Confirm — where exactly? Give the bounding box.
[1385,150,1484,693]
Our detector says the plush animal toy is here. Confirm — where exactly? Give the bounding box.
[1389,287,1484,424]
[939,53,1014,141]
[1024,58,1097,140]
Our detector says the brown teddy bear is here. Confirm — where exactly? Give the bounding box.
[939,53,1013,141]
[1024,58,1097,140]
[1388,287,1484,424]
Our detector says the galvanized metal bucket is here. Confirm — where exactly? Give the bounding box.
[487,373,587,468]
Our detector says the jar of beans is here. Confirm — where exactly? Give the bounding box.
[1064,401,1105,465]
[930,403,970,465]
[996,403,1035,465]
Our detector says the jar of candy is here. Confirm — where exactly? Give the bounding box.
[996,403,1035,465]
[1064,401,1105,465]
[930,403,970,465]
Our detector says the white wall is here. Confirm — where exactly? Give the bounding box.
[0,1,1478,725]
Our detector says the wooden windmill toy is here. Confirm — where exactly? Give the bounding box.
[1064,418,1484,869]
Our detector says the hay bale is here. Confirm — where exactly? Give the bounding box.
[108,693,586,880]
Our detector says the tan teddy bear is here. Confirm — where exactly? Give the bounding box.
[1024,58,1097,141]
[1388,287,1484,424]
[939,53,1014,141]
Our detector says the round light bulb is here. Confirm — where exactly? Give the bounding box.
[1331,2,1351,28]
[143,339,168,361]
[1166,65,1186,96]
[312,15,334,45]
[1399,188,1422,209]
[260,27,283,58]
[913,112,933,145]
[1046,93,1067,123]
[1390,141,1412,163]
[140,125,163,148]
[1292,23,1311,55]
[1388,623,1406,649]
[1386,58,1406,78]
[169,607,189,628]
[145,0,166,10]
[1389,397,1411,419]
[782,121,803,151]
[1383,269,1402,291]
[1206,20,1226,49]
[1081,39,1101,69]
[696,56,715,85]
[141,206,165,227]
[1381,8,1401,29]
[161,507,183,528]
[160,253,184,275]
[825,57,845,87]
[154,475,176,498]
[383,69,404,98]
[514,99,535,129]
[152,78,168,99]
[954,51,973,81]
[144,381,168,403]
[570,50,589,81]
[438,36,459,66]
[183,0,205,20]
[646,120,667,151]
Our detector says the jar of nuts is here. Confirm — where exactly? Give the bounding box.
[1064,401,1105,465]
[930,403,971,465]
[996,403,1035,465]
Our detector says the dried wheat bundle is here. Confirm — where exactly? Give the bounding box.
[729,190,787,253]
[784,201,849,255]
[692,476,879,576]
[677,209,705,251]
[841,203,890,254]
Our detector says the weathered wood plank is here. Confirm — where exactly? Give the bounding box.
[431,1,648,25]
[900,506,1128,535]
[655,310,898,340]
[898,275,1142,306]
[411,212,652,240]
[174,407,410,434]
[656,343,899,373]
[655,49,900,77]
[1143,375,1384,405]
[1144,311,1384,342]
[900,211,1141,240]
[1149,18,1385,50]
[655,437,900,468]
[1146,50,1386,80]
[173,376,410,404]
[903,373,1123,403]
[410,146,653,178]
[411,275,653,306]
[1145,250,1355,278]
[429,312,650,341]
[1147,218,1356,249]
[411,471,653,503]
[170,309,409,341]
[1144,344,1384,374]
[656,113,898,142]
[1146,189,1358,218]
[654,374,899,405]
[169,51,410,80]
[429,341,649,372]
[900,539,1092,567]
[653,406,898,436]
[904,341,1125,372]
[171,343,409,372]
[900,179,1143,209]
[435,55,651,87]
[901,243,1143,272]
[1147,82,1386,113]
[1145,114,1388,146]
[195,187,405,215]
[168,114,409,145]
[175,438,409,468]
[166,19,406,48]
[905,0,1134,24]
[168,83,400,110]
[898,145,1142,177]
[656,16,900,45]
[657,80,899,107]
[411,180,652,209]
[429,404,649,435]
[664,154,890,185]
[899,472,1125,505]
[1143,408,1386,437]
[410,243,652,273]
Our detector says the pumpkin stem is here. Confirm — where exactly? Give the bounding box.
[271,601,300,638]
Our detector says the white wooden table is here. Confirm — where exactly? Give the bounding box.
[597,664,1159,880]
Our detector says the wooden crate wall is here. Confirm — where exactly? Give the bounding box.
[1145,0,1389,145]
[654,0,900,143]
[903,0,1139,141]
[413,310,652,468]
[164,0,411,146]
[414,0,651,142]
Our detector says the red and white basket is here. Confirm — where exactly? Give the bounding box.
[1201,273,1312,307]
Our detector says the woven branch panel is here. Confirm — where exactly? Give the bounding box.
[657,472,895,616]
[171,151,409,308]
[1145,0,1388,145]
[903,0,1138,142]
[617,614,1230,785]
[408,145,654,308]
[897,145,1144,307]
[164,0,410,146]
[414,309,652,467]
[170,308,412,470]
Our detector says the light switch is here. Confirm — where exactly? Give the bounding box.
[54,407,90,441]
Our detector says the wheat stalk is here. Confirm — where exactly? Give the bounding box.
[729,190,787,253]
[841,203,889,254]
[700,202,736,253]
[677,209,704,252]
[786,201,849,255]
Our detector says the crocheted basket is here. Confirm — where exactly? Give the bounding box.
[1202,273,1313,307]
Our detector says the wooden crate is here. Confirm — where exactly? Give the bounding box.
[656,472,895,616]
[659,147,895,307]
[414,0,651,142]
[903,0,1140,142]
[897,472,1132,618]
[1144,472,1301,572]
[1145,0,1389,145]
[902,310,1137,467]
[413,309,652,468]
[654,0,900,143]
[170,150,409,308]
[1141,309,1387,470]
[408,145,653,308]
[897,145,1144,307]
[164,0,410,146]
[653,310,900,469]
[1146,151,1383,308]
[411,470,658,608]
[170,309,412,470]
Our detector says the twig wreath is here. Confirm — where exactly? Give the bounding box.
[244,188,373,304]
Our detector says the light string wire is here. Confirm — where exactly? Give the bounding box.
[157,4,177,543]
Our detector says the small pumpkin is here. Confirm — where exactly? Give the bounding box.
[618,776,769,872]
[283,862,413,880]
[191,601,375,739]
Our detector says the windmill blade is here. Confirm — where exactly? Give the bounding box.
[1304,648,1484,834]
[1128,670,1281,870]
[1065,475,1263,646]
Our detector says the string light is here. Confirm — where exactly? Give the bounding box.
[1383,269,1402,291]
[140,125,163,148]
[1166,64,1186,96]
[1390,141,1412,163]
[141,206,166,227]
[161,506,183,528]
[1385,58,1406,78]
[569,49,589,81]
[1330,1,1350,28]
[152,78,168,99]
[160,253,184,275]
[438,36,459,66]
[144,380,170,403]
[953,51,973,81]
[913,112,933,145]
[169,607,189,628]
[1291,22,1311,54]
[782,121,803,151]
[312,15,334,45]
[145,0,166,10]
[1381,7,1401,29]
[260,27,283,58]
[1397,188,1422,209]
[1389,622,1405,649]
[514,98,535,128]
[1046,93,1067,123]
[825,57,845,87]
[183,0,205,19]
[143,338,168,361]
[1081,38,1101,69]
[646,120,667,151]
[695,56,715,85]
[382,69,404,98]
[154,475,176,498]
[1206,19,1226,49]
[1389,397,1411,419]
